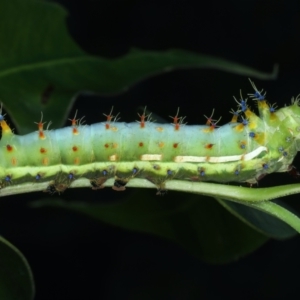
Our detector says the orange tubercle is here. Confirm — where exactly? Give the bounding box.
[270,112,278,121]
[72,127,79,135]
[174,123,180,131]
[257,100,269,110]
[205,143,214,149]
[6,144,13,152]
[170,108,184,131]
[39,131,46,139]
[138,113,146,128]
[230,115,238,123]
[0,120,12,135]
[244,109,256,119]
[235,123,245,132]
[37,122,44,131]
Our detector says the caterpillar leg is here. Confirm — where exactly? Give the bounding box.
[44,171,75,194]
[89,167,115,190]
[112,166,142,191]
[112,178,128,191]
[287,165,300,179]
[90,178,107,190]
[156,187,168,196]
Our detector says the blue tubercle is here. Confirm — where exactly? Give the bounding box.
[269,103,278,113]
[0,103,4,121]
[241,117,249,126]
[233,96,248,112]
[262,163,269,170]
[248,79,266,101]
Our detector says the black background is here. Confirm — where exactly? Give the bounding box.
[3,0,300,299]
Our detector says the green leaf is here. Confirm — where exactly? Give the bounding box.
[237,200,300,234]
[216,198,297,239]
[0,0,277,134]
[0,236,34,300]
[31,190,268,264]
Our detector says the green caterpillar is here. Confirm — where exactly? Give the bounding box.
[0,80,299,195]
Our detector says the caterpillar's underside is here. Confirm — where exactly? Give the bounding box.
[1,80,300,195]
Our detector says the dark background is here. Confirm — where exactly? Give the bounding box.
[3,0,300,299]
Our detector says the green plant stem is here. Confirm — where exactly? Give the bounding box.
[2,178,300,202]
